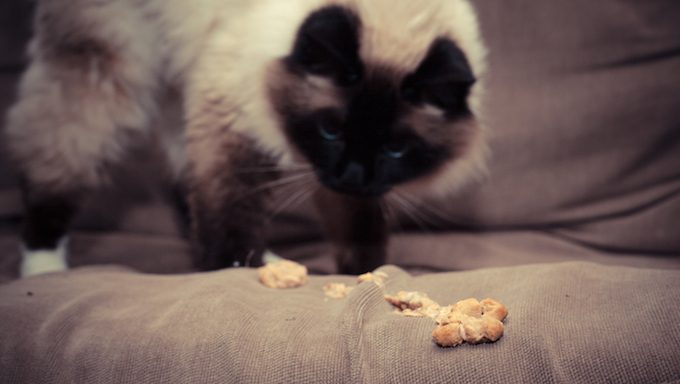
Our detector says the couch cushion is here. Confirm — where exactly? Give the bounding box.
[1,262,678,383]
[1,0,679,280]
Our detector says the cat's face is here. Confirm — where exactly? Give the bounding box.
[268,5,479,197]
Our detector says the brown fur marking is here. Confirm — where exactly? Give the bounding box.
[187,132,281,270]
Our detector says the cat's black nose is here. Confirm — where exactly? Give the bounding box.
[320,161,388,196]
[338,161,364,187]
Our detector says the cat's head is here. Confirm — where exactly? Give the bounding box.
[267,1,487,198]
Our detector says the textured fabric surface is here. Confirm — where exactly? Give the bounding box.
[1,0,679,281]
[460,0,680,255]
[1,262,679,383]
[0,1,680,382]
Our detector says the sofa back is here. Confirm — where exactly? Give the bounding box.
[440,0,680,254]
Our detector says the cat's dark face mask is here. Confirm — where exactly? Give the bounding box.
[269,5,476,197]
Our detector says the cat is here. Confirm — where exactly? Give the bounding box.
[3,0,488,276]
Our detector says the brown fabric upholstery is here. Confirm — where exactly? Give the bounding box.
[462,0,680,256]
[0,0,679,382]
[2,263,679,383]
[0,0,679,278]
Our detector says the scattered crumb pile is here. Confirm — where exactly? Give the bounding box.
[357,271,388,287]
[323,283,354,299]
[384,291,445,319]
[257,260,508,348]
[385,292,508,348]
[257,260,308,289]
[323,271,389,299]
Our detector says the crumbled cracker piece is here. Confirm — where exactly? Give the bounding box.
[322,271,387,300]
[431,323,464,347]
[357,271,388,287]
[384,291,445,319]
[257,260,308,289]
[385,292,509,348]
[481,298,509,321]
[451,298,482,317]
[323,283,354,299]
[432,298,508,347]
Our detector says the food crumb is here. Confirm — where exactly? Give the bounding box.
[384,291,445,319]
[357,271,388,287]
[257,260,308,289]
[323,283,354,299]
[384,292,509,348]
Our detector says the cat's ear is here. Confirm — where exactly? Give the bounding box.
[402,38,476,115]
[288,6,362,86]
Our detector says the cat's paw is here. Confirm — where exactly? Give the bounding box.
[20,238,69,277]
[262,250,283,265]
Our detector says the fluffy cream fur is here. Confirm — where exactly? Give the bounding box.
[5,0,486,202]
[185,0,488,195]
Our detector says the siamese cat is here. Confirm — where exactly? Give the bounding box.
[4,0,487,276]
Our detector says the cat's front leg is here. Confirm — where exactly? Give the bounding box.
[314,189,388,275]
[186,132,279,271]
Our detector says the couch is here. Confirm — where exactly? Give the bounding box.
[1,1,679,383]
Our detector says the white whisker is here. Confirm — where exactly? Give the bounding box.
[382,196,405,234]
[397,190,461,228]
[244,171,314,196]
[270,179,316,218]
[232,164,312,174]
[225,171,315,208]
[389,192,431,233]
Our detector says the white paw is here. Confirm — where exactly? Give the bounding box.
[263,250,283,264]
[20,238,69,277]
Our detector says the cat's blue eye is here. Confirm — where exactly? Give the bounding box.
[383,143,409,159]
[318,122,342,141]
